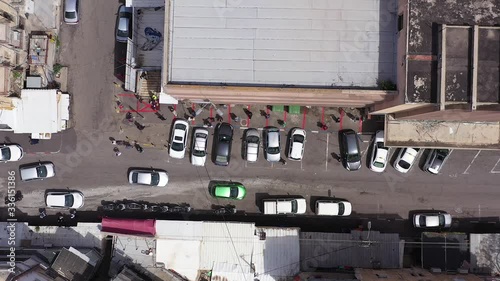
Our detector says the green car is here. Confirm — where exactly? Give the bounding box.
[211,184,247,200]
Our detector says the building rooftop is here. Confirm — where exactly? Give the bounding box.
[50,247,101,281]
[406,0,500,103]
[169,0,397,87]
[385,112,500,149]
[470,234,500,276]
[300,230,402,269]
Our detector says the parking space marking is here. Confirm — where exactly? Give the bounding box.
[325,133,329,171]
[463,150,481,174]
[490,158,500,174]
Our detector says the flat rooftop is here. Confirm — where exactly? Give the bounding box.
[135,7,164,67]
[407,0,500,103]
[169,0,397,87]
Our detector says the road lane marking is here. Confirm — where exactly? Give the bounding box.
[490,158,500,174]
[325,133,329,171]
[463,150,481,174]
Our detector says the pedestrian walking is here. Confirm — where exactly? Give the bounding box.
[280,158,287,165]
[264,113,271,119]
[113,147,121,156]
[321,124,328,131]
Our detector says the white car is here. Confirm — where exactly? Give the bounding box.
[288,128,306,161]
[128,169,169,187]
[63,0,79,24]
[169,119,189,159]
[394,147,420,173]
[45,191,84,209]
[191,128,208,166]
[369,130,390,173]
[315,200,352,216]
[1,144,24,162]
[413,212,452,228]
[20,162,55,181]
[243,128,260,162]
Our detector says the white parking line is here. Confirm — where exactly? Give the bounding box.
[490,158,500,174]
[325,133,329,171]
[463,150,481,174]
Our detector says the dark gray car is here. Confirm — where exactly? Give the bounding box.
[423,149,451,174]
[212,122,233,166]
[339,129,361,171]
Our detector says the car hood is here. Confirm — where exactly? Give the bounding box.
[346,160,361,171]
[191,154,206,166]
[402,149,418,163]
[46,164,56,177]
[8,145,23,161]
[295,199,307,214]
[157,172,169,187]
[266,151,281,162]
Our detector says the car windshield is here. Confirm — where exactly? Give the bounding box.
[229,187,238,198]
[346,153,360,162]
[65,11,76,19]
[193,148,205,157]
[175,124,186,130]
[291,200,298,213]
[438,215,445,226]
[36,166,48,178]
[398,160,410,169]
[267,146,279,154]
[151,173,159,185]
[219,134,231,142]
[419,216,426,226]
[171,142,184,151]
[216,155,227,163]
[293,135,305,143]
[0,147,10,160]
[338,203,345,215]
[65,195,74,207]
[117,29,128,37]
[247,135,259,143]
[373,161,385,168]
[131,172,138,183]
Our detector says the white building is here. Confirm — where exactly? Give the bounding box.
[0,89,70,139]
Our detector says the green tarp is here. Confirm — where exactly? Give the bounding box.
[288,105,301,114]
[272,105,284,113]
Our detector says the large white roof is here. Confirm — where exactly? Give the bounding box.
[155,221,300,281]
[169,0,397,87]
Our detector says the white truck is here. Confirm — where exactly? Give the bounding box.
[263,198,307,215]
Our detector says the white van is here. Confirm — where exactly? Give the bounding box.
[315,200,352,216]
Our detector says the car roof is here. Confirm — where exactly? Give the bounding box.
[266,127,280,146]
[65,0,77,11]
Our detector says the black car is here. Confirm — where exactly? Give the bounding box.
[212,122,234,166]
[338,129,361,171]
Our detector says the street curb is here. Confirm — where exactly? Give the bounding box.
[24,133,63,155]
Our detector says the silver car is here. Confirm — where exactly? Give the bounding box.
[423,149,452,175]
[128,169,169,187]
[243,128,260,162]
[263,127,280,162]
[20,162,55,181]
[116,5,132,42]
[45,191,84,209]
[64,0,79,24]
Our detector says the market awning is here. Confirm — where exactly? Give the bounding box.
[273,105,284,112]
[101,217,156,236]
[288,105,301,114]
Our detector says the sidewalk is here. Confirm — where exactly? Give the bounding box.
[112,94,384,151]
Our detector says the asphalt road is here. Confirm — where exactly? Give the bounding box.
[1,0,500,234]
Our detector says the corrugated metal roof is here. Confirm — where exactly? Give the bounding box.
[300,231,401,270]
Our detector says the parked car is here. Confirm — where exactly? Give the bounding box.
[315,200,352,216]
[169,119,189,159]
[413,212,452,228]
[116,5,132,42]
[1,144,24,162]
[210,183,246,200]
[243,128,260,162]
[19,162,55,181]
[63,0,79,24]
[369,130,390,173]
[45,191,84,209]
[191,128,209,166]
[263,127,281,162]
[288,128,306,161]
[128,169,169,187]
[212,122,233,166]
[339,129,361,171]
[394,148,420,173]
[263,198,307,215]
[423,149,452,175]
